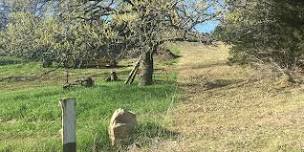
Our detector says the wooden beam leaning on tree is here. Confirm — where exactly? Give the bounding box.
[125,56,142,85]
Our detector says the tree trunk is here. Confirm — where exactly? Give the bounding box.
[139,51,154,86]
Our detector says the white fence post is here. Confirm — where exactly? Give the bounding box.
[60,98,76,152]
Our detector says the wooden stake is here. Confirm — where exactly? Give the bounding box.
[60,98,76,152]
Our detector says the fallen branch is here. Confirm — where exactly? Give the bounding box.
[63,77,95,89]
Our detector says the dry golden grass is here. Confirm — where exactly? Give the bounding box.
[133,42,304,152]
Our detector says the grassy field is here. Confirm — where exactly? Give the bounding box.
[145,42,304,152]
[0,54,179,151]
[2,43,304,152]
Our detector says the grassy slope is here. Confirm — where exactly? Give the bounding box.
[145,42,304,152]
[3,43,304,152]
[0,57,178,151]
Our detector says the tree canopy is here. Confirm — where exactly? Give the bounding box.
[0,0,221,85]
[214,0,304,71]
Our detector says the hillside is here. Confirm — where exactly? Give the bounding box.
[1,43,304,152]
[135,42,304,151]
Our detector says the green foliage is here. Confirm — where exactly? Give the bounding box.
[5,12,40,59]
[0,56,24,66]
[0,31,7,53]
[0,0,218,70]
[34,17,119,68]
[219,0,304,69]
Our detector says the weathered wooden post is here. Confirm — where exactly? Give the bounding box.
[60,98,76,152]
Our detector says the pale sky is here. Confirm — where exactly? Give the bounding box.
[196,20,220,33]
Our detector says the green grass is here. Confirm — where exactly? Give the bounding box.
[5,43,304,152]
[0,60,178,151]
[0,56,24,66]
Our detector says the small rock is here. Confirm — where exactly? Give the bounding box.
[80,77,94,87]
[108,108,137,146]
[106,71,118,82]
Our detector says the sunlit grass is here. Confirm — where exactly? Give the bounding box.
[149,42,304,152]
[0,58,178,151]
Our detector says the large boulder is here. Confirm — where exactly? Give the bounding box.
[108,108,137,146]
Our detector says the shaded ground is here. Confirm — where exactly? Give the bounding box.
[133,42,304,152]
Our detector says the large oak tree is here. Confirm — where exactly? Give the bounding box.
[0,0,221,86]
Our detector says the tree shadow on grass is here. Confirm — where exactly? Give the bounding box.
[0,76,39,82]
[107,122,179,151]
[202,79,241,90]
[129,122,179,149]
[135,122,179,139]
[178,79,256,95]
[154,79,177,85]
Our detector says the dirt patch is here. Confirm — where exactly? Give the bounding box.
[155,48,179,61]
